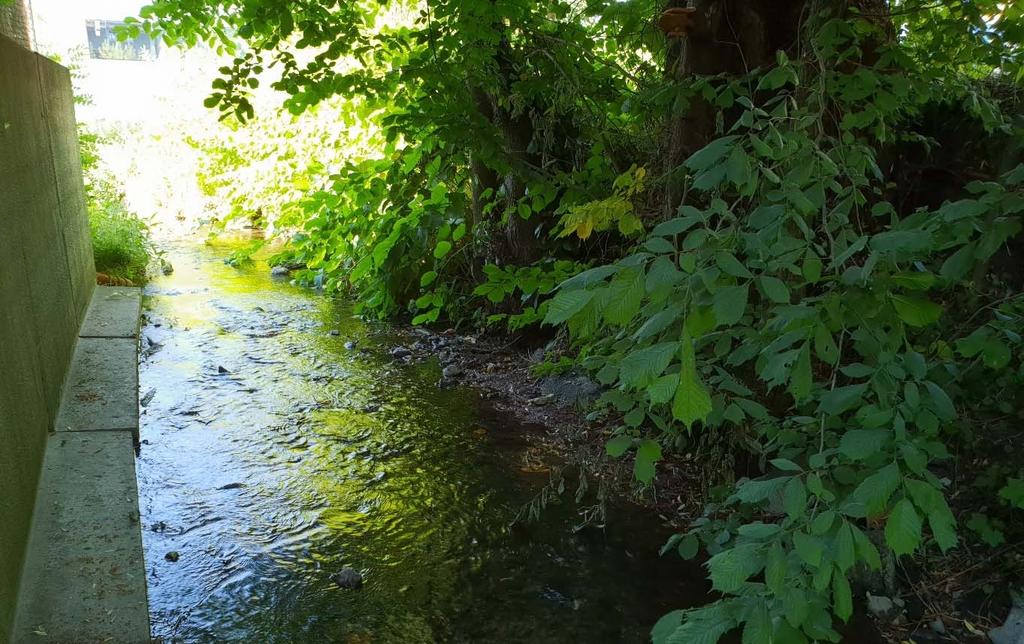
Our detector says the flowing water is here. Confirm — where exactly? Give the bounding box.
[137,241,707,642]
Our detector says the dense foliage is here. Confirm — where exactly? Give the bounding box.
[128,0,1024,641]
[79,114,156,284]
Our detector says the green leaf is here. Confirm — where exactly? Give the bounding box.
[543,290,594,325]
[684,136,739,172]
[834,523,856,572]
[789,343,812,402]
[350,254,373,282]
[678,533,700,559]
[870,230,932,254]
[742,601,771,644]
[999,478,1024,509]
[885,498,922,556]
[891,295,942,327]
[652,215,699,237]
[665,603,736,644]
[620,342,679,389]
[712,284,749,326]
[924,381,956,420]
[771,458,803,472]
[606,435,632,457]
[851,525,882,570]
[707,543,764,592]
[420,270,438,287]
[803,255,823,283]
[759,276,790,304]
[843,462,901,518]
[735,476,790,504]
[715,252,753,278]
[783,477,807,519]
[652,610,685,644]
[672,330,713,429]
[433,240,452,259]
[818,383,868,415]
[765,542,787,593]
[940,242,976,282]
[838,429,889,461]
[604,270,644,326]
[906,478,958,552]
[793,531,823,567]
[832,571,853,622]
[634,439,662,484]
[782,587,808,628]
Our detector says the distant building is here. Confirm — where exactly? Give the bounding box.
[85,17,159,61]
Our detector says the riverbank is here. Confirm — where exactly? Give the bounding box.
[385,323,1021,644]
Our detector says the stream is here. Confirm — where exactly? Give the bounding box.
[136,240,706,642]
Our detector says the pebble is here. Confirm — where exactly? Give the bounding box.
[270,266,290,277]
[328,329,340,336]
[330,566,363,589]
[442,364,463,378]
[164,551,180,562]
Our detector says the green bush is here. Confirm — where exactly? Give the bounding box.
[80,124,154,284]
[88,195,153,284]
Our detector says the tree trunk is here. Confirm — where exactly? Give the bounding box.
[662,0,804,215]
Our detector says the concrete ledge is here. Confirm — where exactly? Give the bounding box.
[12,432,149,643]
[13,286,148,642]
[79,286,142,339]
[55,338,139,433]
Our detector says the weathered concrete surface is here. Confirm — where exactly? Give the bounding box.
[55,338,139,433]
[80,287,143,338]
[12,432,150,643]
[0,0,32,50]
[13,286,148,642]
[0,35,95,638]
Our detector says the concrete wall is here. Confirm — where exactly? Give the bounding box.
[0,34,95,639]
[0,0,32,50]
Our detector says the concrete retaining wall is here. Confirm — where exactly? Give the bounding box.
[0,0,32,50]
[0,34,94,639]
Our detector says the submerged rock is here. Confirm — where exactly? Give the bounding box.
[164,551,180,562]
[330,566,363,589]
[391,346,412,359]
[991,606,1024,644]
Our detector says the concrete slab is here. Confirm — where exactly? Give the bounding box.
[55,338,138,432]
[12,431,150,643]
[79,287,142,339]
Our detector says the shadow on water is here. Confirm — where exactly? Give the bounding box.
[137,240,709,642]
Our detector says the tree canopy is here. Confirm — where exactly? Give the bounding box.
[124,0,1024,641]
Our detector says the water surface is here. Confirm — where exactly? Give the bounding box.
[137,241,705,642]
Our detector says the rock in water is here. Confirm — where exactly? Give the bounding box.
[442,364,463,378]
[270,265,290,278]
[331,566,363,589]
[990,606,1024,644]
